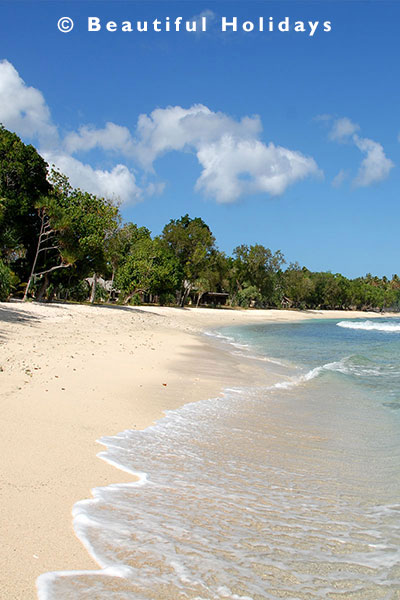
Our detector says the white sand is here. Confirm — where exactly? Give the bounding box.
[0,301,393,599]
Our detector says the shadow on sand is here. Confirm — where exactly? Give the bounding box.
[0,302,43,324]
[0,299,195,327]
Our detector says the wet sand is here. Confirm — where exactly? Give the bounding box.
[0,301,392,599]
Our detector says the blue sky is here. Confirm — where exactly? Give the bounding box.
[0,0,399,278]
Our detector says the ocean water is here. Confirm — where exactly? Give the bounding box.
[37,318,400,600]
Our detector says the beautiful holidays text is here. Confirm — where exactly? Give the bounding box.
[86,16,332,37]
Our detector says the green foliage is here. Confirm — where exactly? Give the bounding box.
[161,214,215,304]
[64,280,90,303]
[115,232,180,302]
[159,292,177,306]
[161,214,215,275]
[233,244,285,307]
[129,293,142,306]
[279,269,400,312]
[49,170,120,277]
[235,285,263,308]
[0,125,50,272]
[192,250,231,306]
[0,259,14,300]
[94,284,109,303]
[0,125,397,313]
[106,222,152,280]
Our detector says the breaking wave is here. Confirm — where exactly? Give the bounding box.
[271,355,397,390]
[337,320,400,333]
[36,318,400,599]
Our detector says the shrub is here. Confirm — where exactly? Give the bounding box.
[235,285,262,308]
[129,293,142,306]
[94,284,109,303]
[0,260,14,300]
[159,292,176,306]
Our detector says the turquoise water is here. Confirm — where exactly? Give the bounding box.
[37,317,400,600]
[220,318,400,413]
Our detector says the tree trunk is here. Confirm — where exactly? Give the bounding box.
[36,273,49,302]
[124,291,134,305]
[196,292,204,308]
[23,208,45,301]
[123,289,146,305]
[180,281,192,307]
[90,272,97,304]
[179,291,186,307]
[108,269,115,302]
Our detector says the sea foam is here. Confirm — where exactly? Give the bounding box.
[337,320,400,332]
[36,320,400,599]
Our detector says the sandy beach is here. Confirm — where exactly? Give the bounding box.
[0,301,394,599]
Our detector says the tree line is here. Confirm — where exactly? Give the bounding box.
[0,125,399,311]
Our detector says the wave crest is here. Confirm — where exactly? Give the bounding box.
[271,355,392,390]
[337,320,400,333]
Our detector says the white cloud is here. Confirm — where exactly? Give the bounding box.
[190,9,217,34]
[0,59,58,146]
[62,105,318,202]
[0,60,321,204]
[134,104,262,168]
[329,117,359,141]
[64,122,134,155]
[133,104,318,202]
[353,135,394,187]
[195,136,319,203]
[332,169,348,188]
[324,115,393,187]
[43,152,142,205]
[144,181,166,197]
[0,60,142,204]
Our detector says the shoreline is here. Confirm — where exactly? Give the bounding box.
[0,301,396,599]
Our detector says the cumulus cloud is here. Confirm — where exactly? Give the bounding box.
[144,181,166,197]
[43,152,142,204]
[195,136,319,203]
[329,117,359,141]
[73,103,317,202]
[64,122,134,155]
[133,104,262,168]
[132,104,318,202]
[353,135,394,187]
[323,114,393,187]
[0,59,141,204]
[0,59,320,204]
[0,60,58,146]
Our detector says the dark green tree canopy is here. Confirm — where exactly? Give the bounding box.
[233,243,286,306]
[161,214,216,305]
[49,170,120,277]
[0,125,397,311]
[0,124,50,266]
[115,228,181,303]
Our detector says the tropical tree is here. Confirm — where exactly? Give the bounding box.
[283,263,314,308]
[161,214,216,306]
[192,250,230,307]
[0,125,50,277]
[232,244,285,306]
[105,223,151,299]
[115,234,180,304]
[48,170,120,303]
[22,197,77,301]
